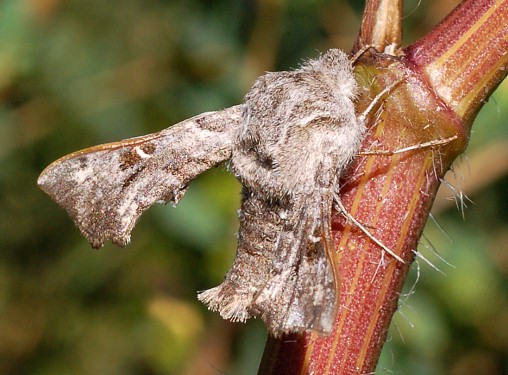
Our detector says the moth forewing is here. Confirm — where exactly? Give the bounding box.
[198,190,339,337]
[39,47,405,338]
[38,105,243,248]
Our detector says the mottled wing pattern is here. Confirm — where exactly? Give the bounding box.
[38,105,243,249]
[198,186,339,337]
[199,50,360,336]
[255,191,339,335]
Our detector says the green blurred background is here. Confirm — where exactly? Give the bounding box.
[1,0,508,374]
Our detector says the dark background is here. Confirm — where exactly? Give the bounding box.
[1,0,508,374]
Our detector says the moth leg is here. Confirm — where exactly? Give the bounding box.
[350,44,375,64]
[350,43,400,65]
[358,135,458,156]
[334,196,404,263]
[357,79,404,125]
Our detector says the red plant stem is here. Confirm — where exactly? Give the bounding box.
[258,0,508,374]
[405,0,508,124]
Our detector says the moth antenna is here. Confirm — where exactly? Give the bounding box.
[334,195,404,263]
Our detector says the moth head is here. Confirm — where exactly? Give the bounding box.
[302,48,357,99]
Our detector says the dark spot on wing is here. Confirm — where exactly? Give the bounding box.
[122,165,146,189]
[119,148,141,170]
[78,156,88,169]
[195,113,226,132]
[305,238,321,258]
[140,142,155,155]
[195,117,205,127]
[119,142,155,170]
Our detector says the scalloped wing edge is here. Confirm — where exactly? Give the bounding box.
[38,105,243,248]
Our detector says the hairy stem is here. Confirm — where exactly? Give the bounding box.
[258,0,508,373]
[405,0,508,124]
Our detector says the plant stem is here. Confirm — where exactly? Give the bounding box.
[354,0,403,53]
[405,0,508,124]
[258,0,508,373]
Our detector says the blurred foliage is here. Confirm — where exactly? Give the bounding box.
[1,0,507,374]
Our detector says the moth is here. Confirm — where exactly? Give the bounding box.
[38,49,398,337]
